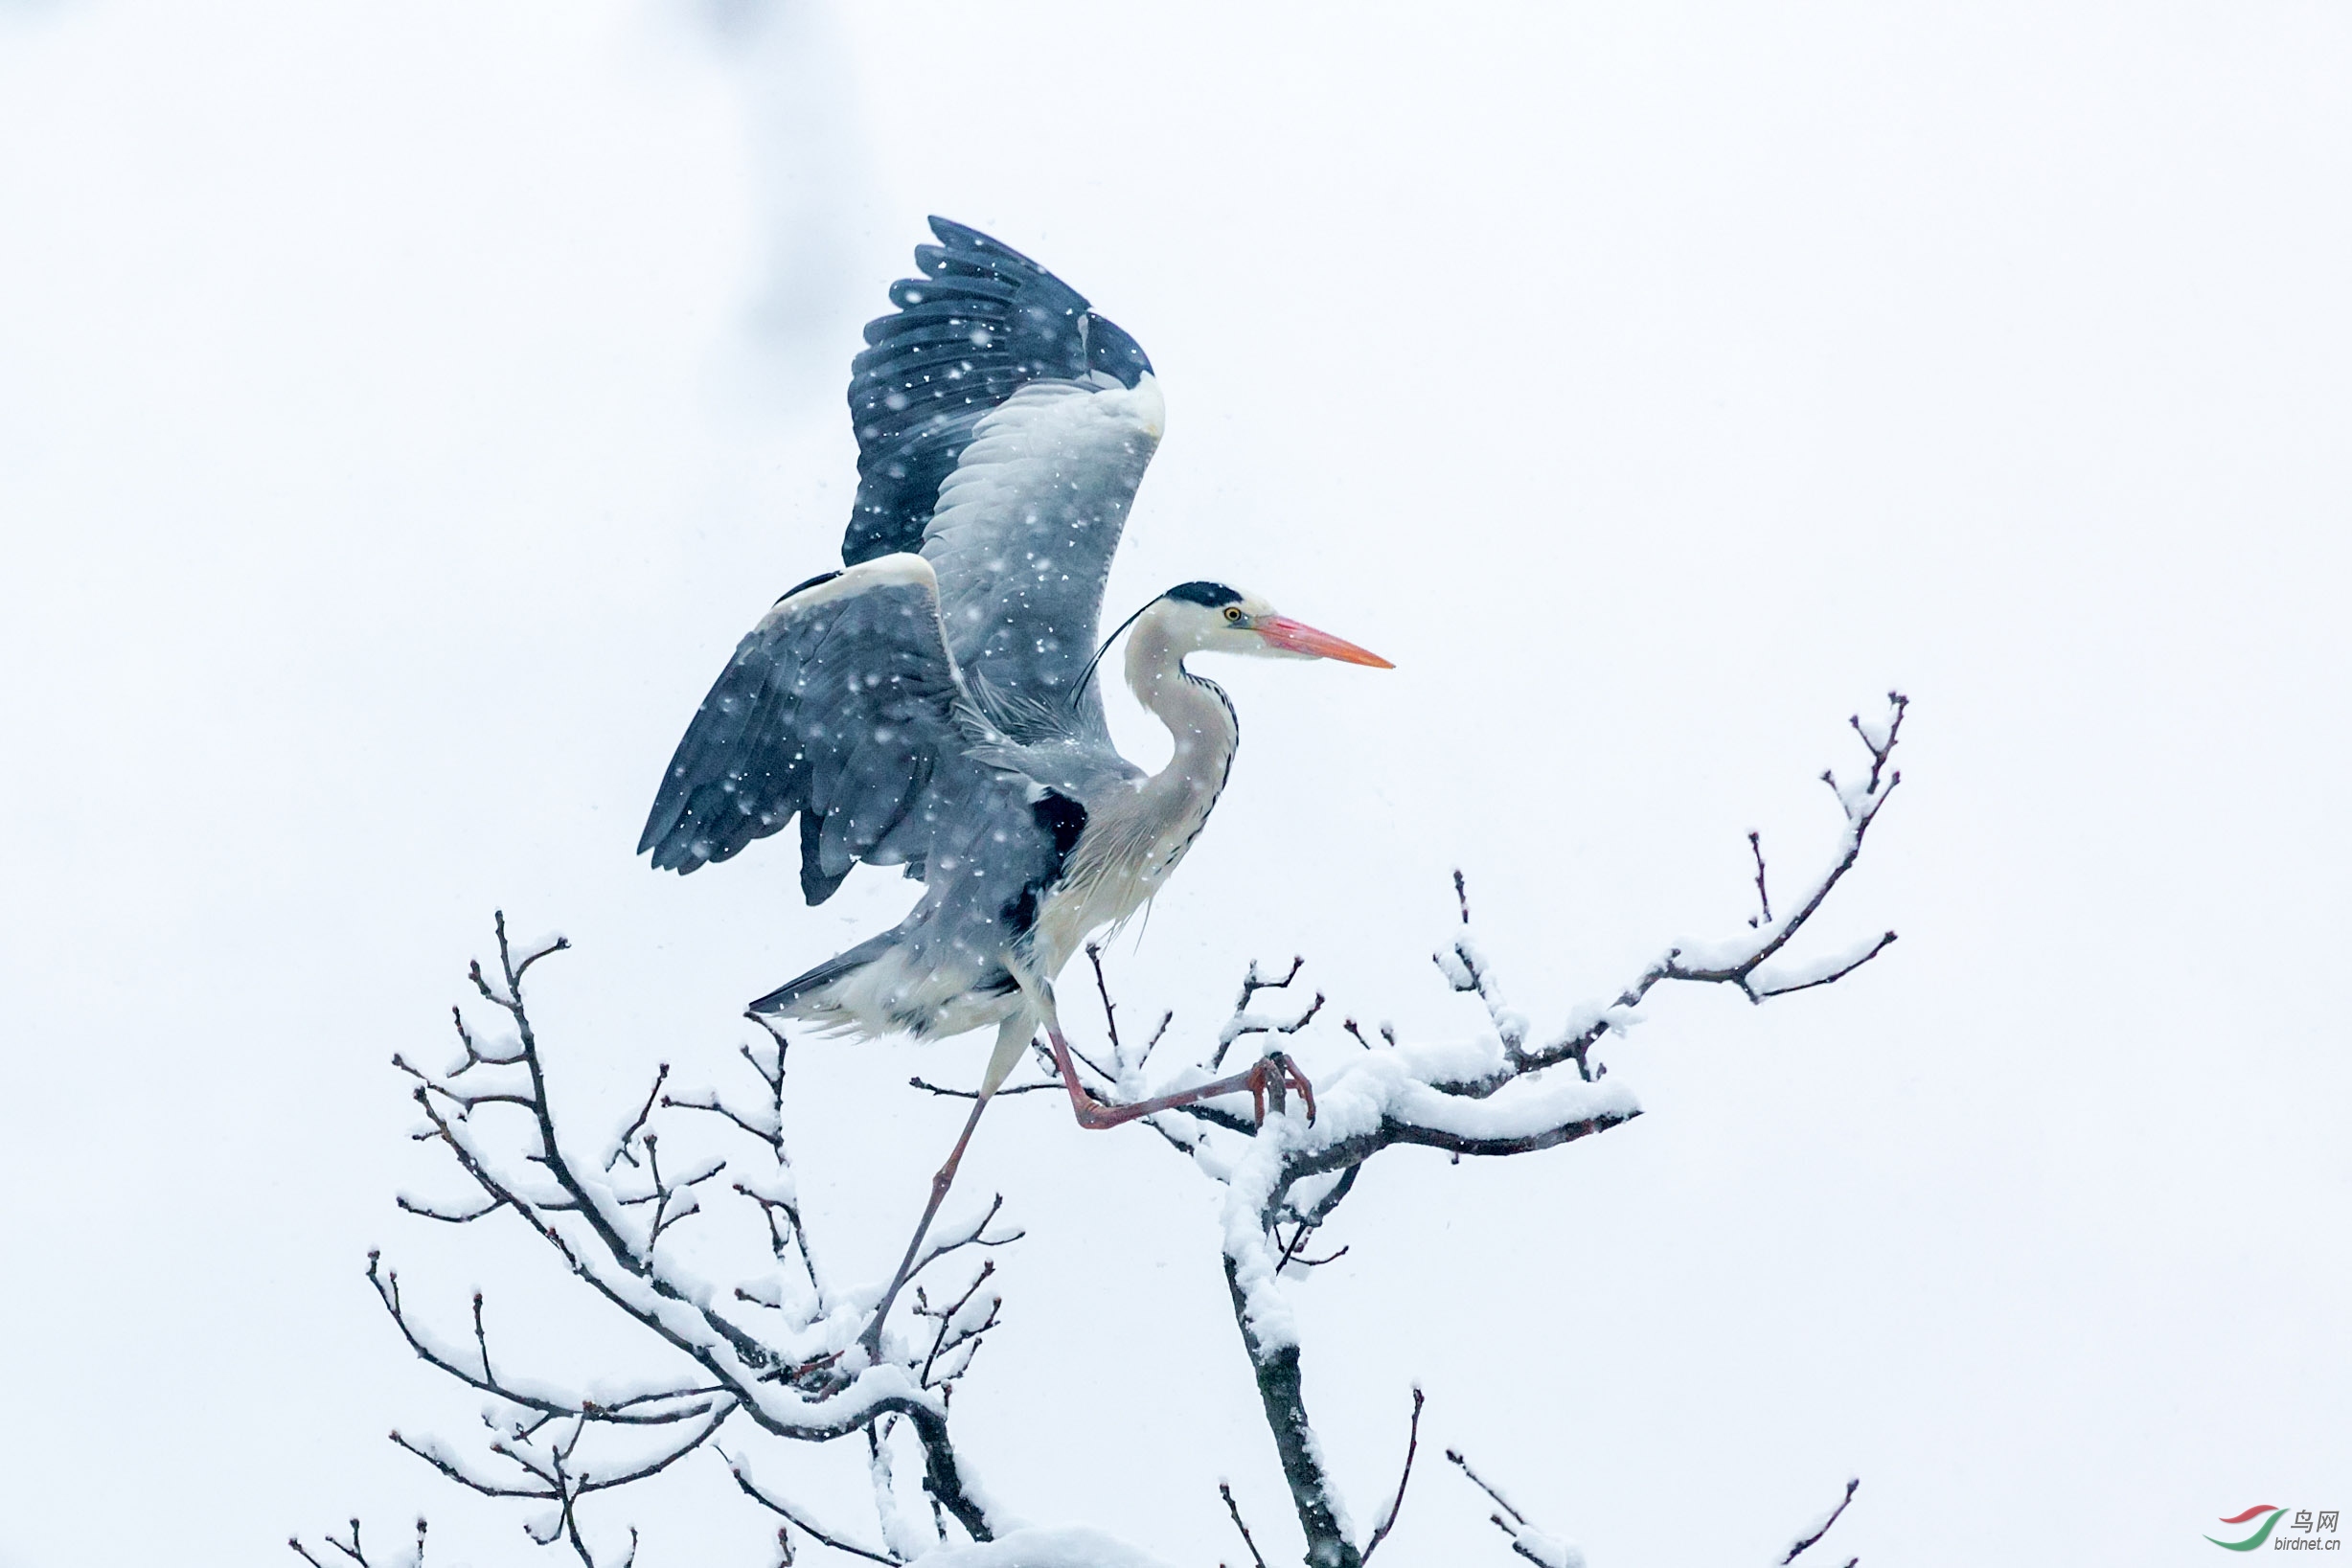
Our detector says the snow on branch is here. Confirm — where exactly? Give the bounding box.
[312,697,1906,1566]
[1437,1450,1860,1568]
[1038,696,1907,1567]
[365,914,1015,1564]
[289,1517,429,1568]
[1446,1448,1583,1568]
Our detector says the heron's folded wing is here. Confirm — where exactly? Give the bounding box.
[637,555,975,904]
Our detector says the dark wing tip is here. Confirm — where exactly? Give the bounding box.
[1085,311,1153,388]
[845,218,1130,565]
[917,219,1149,383]
[637,803,722,874]
[925,216,1044,269]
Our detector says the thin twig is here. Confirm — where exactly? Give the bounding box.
[917,1261,999,1389]
[287,1516,423,1568]
[1133,1010,1175,1072]
[907,1193,1022,1281]
[1447,1449,1526,1525]
[1086,941,1122,1059]
[1243,957,1305,1010]
[724,1451,898,1565]
[740,1013,789,1090]
[1274,1220,1350,1273]
[1748,830,1772,926]
[395,1194,500,1224]
[1751,932,1900,998]
[1210,960,1319,1070]
[661,1090,777,1143]
[1780,1477,1861,1564]
[471,1293,492,1383]
[1359,1386,1425,1561]
[1219,1482,1270,1568]
[605,1065,669,1170]
[907,1076,1059,1100]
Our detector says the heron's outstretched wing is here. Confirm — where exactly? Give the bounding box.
[845,217,1153,563]
[638,555,980,903]
[844,217,1162,744]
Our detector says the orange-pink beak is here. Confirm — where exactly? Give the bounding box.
[1254,615,1394,669]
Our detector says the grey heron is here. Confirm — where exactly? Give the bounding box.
[638,218,1388,1348]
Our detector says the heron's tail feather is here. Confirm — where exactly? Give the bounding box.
[748,932,899,1016]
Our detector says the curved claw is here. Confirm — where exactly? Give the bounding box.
[1245,1052,1318,1128]
[1284,1055,1317,1125]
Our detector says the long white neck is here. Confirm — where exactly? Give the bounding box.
[1026,606,1242,971]
[1124,606,1240,844]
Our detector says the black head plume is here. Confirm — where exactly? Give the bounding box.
[1162,580,1244,608]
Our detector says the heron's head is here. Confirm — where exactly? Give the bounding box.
[1154,580,1394,668]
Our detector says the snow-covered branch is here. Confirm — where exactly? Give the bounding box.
[1501,693,1907,1082]
[313,697,1905,1566]
[1047,696,1907,1567]
[1445,1447,1584,1568]
[366,915,1014,1562]
[289,1517,429,1568]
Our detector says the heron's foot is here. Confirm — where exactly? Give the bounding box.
[1048,1024,1316,1129]
[1063,1080,1135,1130]
[1046,1024,1142,1128]
[1245,1049,1318,1127]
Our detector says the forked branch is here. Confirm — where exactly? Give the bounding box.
[367,917,1006,1559]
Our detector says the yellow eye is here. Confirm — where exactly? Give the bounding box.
[1223,605,1245,624]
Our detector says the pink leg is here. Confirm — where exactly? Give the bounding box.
[857,1090,991,1359]
[1045,1023,1315,1128]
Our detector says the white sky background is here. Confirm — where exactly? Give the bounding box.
[1,2,2347,1564]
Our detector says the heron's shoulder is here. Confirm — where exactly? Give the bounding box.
[752,554,941,630]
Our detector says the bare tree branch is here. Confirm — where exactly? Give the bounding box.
[1064,697,1909,1567]
[323,695,1907,1565]
[1221,1253,1360,1568]
[1747,830,1773,926]
[1779,1477,1861,1565]
[725,1451,899,1565]
[605,1065,669,1171]
[1359,1387,1425,1562]
[1446,1449,1577,1567]
[288,1517,427,1568]
[1220,1482,1270,1568]
[907,1075,1060,1101]
[365,916,1007,1557]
